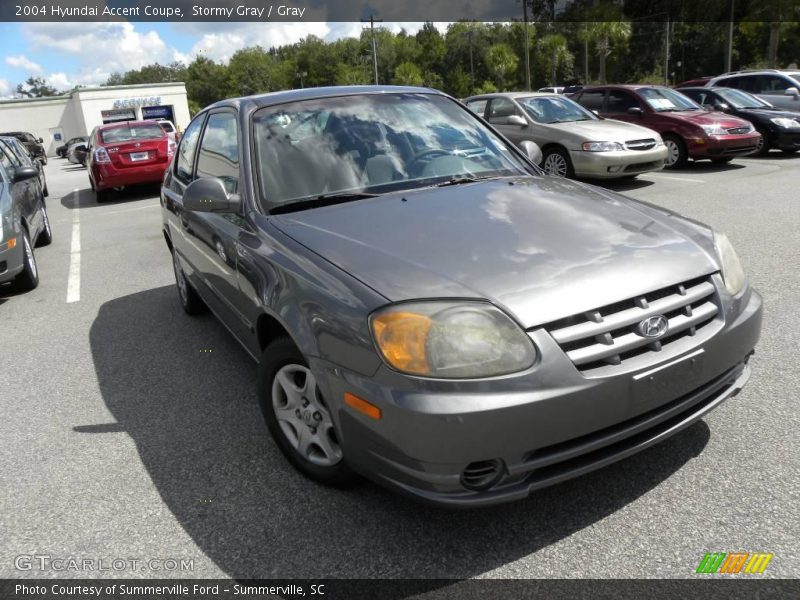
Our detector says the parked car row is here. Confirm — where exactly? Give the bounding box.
[0,135,51,292]
[465,73,800,179]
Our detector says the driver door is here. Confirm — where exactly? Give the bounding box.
[486,97,529,146]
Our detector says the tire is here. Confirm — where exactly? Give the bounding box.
[14,229,39,291]
[43,182,48,197]
[171,250,206,315]
[754,128,770,156]
[40,156,47,166]
[663,134,688,169]
[36,205,52,247]
[781,148,798,155]
[541,147,575,178]
[258,337,357,487]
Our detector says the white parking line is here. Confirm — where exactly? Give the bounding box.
[646,174,707,183]
[66,209,81,303]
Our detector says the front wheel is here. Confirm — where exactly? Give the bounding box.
[754,129,770,156]
[258,337,357,487]
[172,250,206,315]
[541,147,575,178]
[663,134,688,169]
[14,230,39,291]
[36,205,52,247]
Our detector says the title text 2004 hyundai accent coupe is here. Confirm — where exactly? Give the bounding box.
[161,86,762,507]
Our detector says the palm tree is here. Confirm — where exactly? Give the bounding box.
[538,33,573,86]
[485,44,519,91]
[586,21,632,83]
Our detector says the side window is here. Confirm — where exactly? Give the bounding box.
[487,97,520,124]
[759,75,790,93]
[0,143,19,180]
[606,90,639,113]
[196,112,240,194]
[465,99,488,117]
[721,76,751,92]
[175,114,206,183]
[575,90,605,111]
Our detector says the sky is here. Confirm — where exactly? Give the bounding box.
[0,21,441,98]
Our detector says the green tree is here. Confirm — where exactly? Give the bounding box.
[392,61,424,86]
[538,33,573,87]
[586,20,632,83]
[228,46,281,95]
[16,76,59,98]
[485,43,519,91]
[185,56,233,110]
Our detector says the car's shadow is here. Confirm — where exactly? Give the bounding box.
[87,285,711,579]
[589,177,656,192]
[671,161,747,174]
[61,185,161,210]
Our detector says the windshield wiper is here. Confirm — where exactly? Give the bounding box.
[435,174,507,188]
[270,191,380,214]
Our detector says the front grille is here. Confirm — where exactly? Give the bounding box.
[544,275,720,373]
[726,127,751,135]
[721,144,758,155]
[625,138,657,150]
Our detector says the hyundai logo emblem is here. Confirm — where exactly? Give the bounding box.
[637,315,669,338]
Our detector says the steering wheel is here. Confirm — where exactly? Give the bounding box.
[408,148,453,174]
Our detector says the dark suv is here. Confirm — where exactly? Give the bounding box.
[0,131,47,165]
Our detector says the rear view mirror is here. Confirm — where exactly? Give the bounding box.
[13,166,39,183]
[507,114,527,127]
[627,107,644,115]
[183,177,239,213]
[518,140,543,165]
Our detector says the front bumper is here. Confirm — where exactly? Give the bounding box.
[315,286,762,508]
[0,232,24,284]
[569,146,668,178]
[770,129,800,151]
[687,132,761,159]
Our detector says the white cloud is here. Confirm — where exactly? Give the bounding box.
[0,78,12,98]
[4,54,43,74]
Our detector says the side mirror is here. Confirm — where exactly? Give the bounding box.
[715,102,730,111]
[785,87,800,97]
[507,114,527,127]
[13,166,39,183]
[37,137,43,143]
[518,140,543,165]
[627,106,644,116]
[183,177,239,213]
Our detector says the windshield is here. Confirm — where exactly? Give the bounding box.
[638,87,702,112]
[100,124,164,144]
[518,96,597,124]
[253,93,531,210]
[716,88,771,109]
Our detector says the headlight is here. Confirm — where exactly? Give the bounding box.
[714,232,747,296]
[370,301,536,378]
[702,124,728,136]
[770,117,799,129]
[581,141,624,152]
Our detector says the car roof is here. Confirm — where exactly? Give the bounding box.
[204,85,441,113]
[97,120,162,131]
[714,70,800,77]
[465,92,560,100]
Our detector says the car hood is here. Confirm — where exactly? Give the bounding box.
[273,177,719,328]
[741,107,800,122]
[664,110,751,128]
[549,119,659,141]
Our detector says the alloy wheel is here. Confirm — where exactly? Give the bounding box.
[543,152,568,177]
[271,364,342,467]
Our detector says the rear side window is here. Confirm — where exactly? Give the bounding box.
[465,99,488,117]
[759,75,792,92]
[575,90,605,111]
[196,112,239,194]
[175,114,206,183]
[719,76,753,92]
[100,124,164,144]
[606,90,639,113]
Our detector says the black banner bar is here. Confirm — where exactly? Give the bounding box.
[2,579,800,600]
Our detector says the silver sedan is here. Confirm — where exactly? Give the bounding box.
[465,92,668,179]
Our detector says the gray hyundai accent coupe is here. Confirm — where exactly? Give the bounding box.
[161,86,762,507]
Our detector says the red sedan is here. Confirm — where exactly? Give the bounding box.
[571,85,761,168]
[87,120,175,202]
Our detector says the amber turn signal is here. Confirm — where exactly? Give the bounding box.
[344,393,382,420]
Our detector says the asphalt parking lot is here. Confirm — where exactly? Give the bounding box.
[1,156,798,580]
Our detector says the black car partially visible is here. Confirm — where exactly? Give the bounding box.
[0,136,52,292]
[56,136,87,158]
[680,86,800,155]
[0,131,47,165]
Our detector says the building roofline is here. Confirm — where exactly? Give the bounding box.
[0,81,187,106]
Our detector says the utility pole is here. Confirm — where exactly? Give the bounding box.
[522,0,531,90]
[725,0,735,72]
[361,15,382,85]
[467,27,475,95]
[664,19,671,86]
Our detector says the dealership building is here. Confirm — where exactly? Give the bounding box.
[0,82,190,156]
